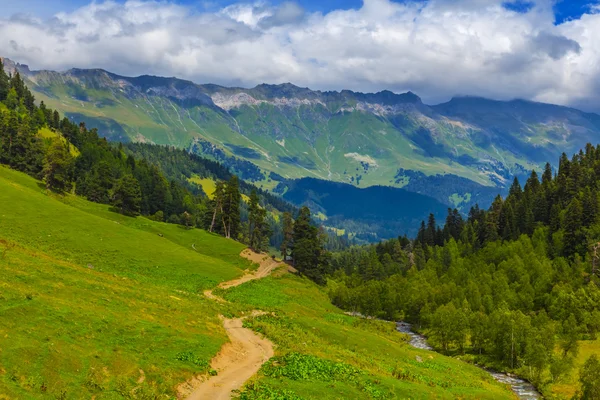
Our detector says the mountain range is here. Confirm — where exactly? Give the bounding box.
[3,57,600,221]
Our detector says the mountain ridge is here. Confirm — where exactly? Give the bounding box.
[3,56,600,212]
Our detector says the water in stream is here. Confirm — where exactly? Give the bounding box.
[396,322,541,399]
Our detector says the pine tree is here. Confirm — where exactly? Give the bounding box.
[280,212,294,261]
[542,162,553,187]
[0,59,9,102]
[291,207,329,283]
[508,177,523,201]
[424,213,436,246]
[113,174,142,216]
[247,190,271,251]
[499,202,516,241]
[10,71,25,99]
[563,198,583,257]
[248,190,260,248]
[222,176,241,239]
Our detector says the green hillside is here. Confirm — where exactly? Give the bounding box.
[0,166,515,399]
[0,165,247,398]
[223,274,514,399]
[7,57,600,208]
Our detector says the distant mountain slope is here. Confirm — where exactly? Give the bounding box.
[277,177,449,240]
[4,57,600,209]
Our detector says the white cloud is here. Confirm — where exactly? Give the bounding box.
[0,0,599,111]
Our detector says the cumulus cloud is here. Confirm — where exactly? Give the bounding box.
[0,0,599,111]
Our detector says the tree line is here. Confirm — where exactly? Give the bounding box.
[0,60,330,273]
[327,146,600,396]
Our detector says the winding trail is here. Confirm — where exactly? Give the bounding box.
[178,249,286,400]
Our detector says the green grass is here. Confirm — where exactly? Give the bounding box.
[0,165,515,399]
[0,165,247,399]
[189,175,217,199]
[222,273,516,399]
[37,128,80,157]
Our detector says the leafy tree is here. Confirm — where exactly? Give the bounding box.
[577,355,600,400]
[42,138,74,193]
[208,181,226,234]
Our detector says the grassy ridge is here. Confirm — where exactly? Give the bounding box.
[0,166,247,398]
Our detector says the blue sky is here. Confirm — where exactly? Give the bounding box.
[2,0,597,24]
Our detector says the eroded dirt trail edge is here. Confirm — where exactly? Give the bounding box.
[178,250,285,400]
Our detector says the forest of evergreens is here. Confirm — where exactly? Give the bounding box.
[328,148,600,395]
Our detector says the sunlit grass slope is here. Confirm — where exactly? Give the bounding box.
[222,274,516,400]
[0,165,247,398]
[548,339,600,399]
[0,165,514,399]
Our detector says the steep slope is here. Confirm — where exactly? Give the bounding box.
[0,166,248,398]
[0,165,516,399]
[5,58,600,203]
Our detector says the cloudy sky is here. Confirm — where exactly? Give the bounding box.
[0,0,599,111]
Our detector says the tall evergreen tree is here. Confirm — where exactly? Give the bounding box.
[0,59,9,102]
[222,176,241,239]
[563,198,583,257]
[291,207,329,284]
[113,174,142,216]
[280,212,294,261]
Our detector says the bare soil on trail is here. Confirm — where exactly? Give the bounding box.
[220,249,286,289]
[178,250,285,400]
[180,312,274,400]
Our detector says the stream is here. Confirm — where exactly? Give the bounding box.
[396,322,542,399]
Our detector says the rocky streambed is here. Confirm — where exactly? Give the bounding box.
[396,322,541,399]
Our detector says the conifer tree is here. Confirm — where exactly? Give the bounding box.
[0,59,9,102]
[563,198,583,257]
[509,177,523,200]
[209,181,226,234]
[542,162,553,187]
[280,212,294,261]
[222,176,241,239]
[248,190,260,247]
[291,206,329,284]
[113,174,142,216]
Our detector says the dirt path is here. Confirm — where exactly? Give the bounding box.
[178,249,285,400]
[220,249,284,289]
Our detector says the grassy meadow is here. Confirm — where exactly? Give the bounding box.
[221,274,516,399]
[0,165,247,398]
[0,165,515,399]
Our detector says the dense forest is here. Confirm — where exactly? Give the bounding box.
[327,147,600,395]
